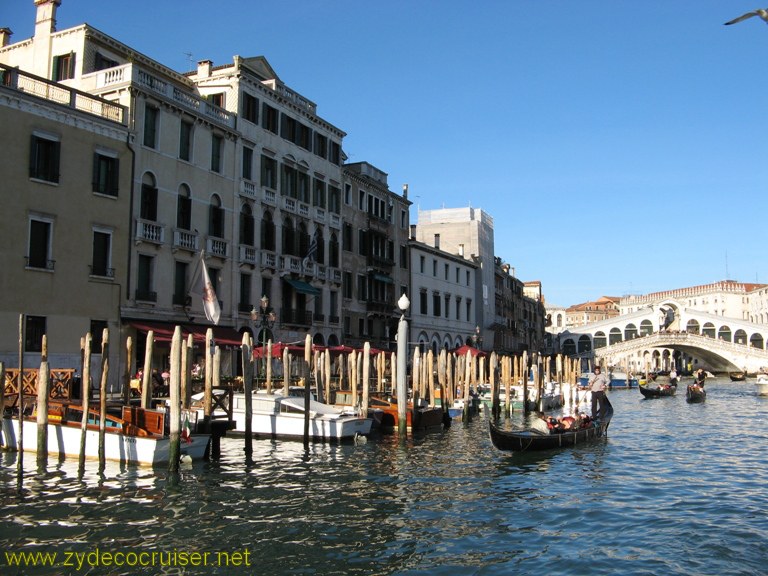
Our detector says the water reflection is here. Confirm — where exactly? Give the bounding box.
[1,378,767,575]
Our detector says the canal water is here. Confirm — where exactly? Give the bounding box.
[1,376,766,575]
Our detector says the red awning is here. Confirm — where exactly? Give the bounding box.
[451,344,487,357]
[252,342,307,358]
[127,321,245,347]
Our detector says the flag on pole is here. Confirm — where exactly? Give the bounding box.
[195,250,221,325]
[181,413,193,443]
[302,232,318,271]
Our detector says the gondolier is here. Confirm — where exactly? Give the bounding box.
[588,366,610,420]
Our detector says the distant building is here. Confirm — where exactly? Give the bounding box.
[408,238,478,355]
[621,280,767,323]
[565,296,621,328]
[340,162,410,351]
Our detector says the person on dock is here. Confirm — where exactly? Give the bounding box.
[588,366,610,421]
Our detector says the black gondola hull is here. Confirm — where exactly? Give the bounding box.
[686,385,706,403]
[639,385,676,398]
[488,398,613,452]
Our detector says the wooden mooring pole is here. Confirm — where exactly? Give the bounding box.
[36,335,50,464]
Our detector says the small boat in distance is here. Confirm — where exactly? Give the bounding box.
[729,372,746,382]
[755,374,768,396]
[488,397,613,452]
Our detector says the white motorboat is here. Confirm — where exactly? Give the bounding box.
[756,374,768,396]
[228,392,372,441]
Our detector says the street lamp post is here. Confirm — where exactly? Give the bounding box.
[396,293,410,437]
[471,325,483,350]
[250,295,277,384]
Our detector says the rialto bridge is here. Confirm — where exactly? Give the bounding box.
[553,303,768,373]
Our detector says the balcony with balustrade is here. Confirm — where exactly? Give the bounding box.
[206,237,228,259]
[261,251,277,270]
[172,229,198,252]
[135,219,164,245]
[239,245,258,266]
[79,63,235,129]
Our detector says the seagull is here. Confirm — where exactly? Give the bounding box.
[724,8,768,25]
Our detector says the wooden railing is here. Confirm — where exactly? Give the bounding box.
[3,368,76,405]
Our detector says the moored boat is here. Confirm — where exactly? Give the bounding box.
[488,396,613,452]
[368,394,447,432]
[1,402,210,466]
[227,392,372,441]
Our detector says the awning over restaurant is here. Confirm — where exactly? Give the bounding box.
[284,278,321,295]
[126,320,244,347]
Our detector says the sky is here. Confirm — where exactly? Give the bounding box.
[3,1,768,307]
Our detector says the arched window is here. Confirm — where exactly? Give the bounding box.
[177,183,192,230]
[239,203,255,246]
[593,331,607,349]
[639,320,654,336]
[298,222,309,257]
[329,233,339,267]
[282,217,295,255]
[140,172,158,221]
[261,210,275,251]
[208,194,224,238]
[314,229,325,265]
[718,325,732,342]
[609,327,622,345]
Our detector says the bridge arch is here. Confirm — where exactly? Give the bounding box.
[702,323,715,338]
[609,328,622,345]
[751,333,765,349]
[594,331,607,349]
[578,335,591,353]
[625,323,638,340]
[734,329,748,345]
[687,319,700,334]
[640,320,653,336]
[718,325,732,342]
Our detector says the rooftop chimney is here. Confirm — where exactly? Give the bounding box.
[0,28,12,48]
[197,59,213,78]
[34,0,61,36]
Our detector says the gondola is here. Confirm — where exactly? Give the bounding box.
[488,397,613,452]
[686,384,707,403]
[729,372,746,382]
[639,383,676,398]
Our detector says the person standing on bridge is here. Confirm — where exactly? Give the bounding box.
[588,366,610,421]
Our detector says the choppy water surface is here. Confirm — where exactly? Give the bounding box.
[1,377,767,575]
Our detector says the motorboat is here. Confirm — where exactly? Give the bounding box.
[227,391,372,441]
[756,374,768,396]
[1,401,210,466]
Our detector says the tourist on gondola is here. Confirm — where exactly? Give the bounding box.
[588,366,610,421]
[695,368,706,388]
[669,368,679,386]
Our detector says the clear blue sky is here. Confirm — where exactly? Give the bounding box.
[4,1,768,307]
